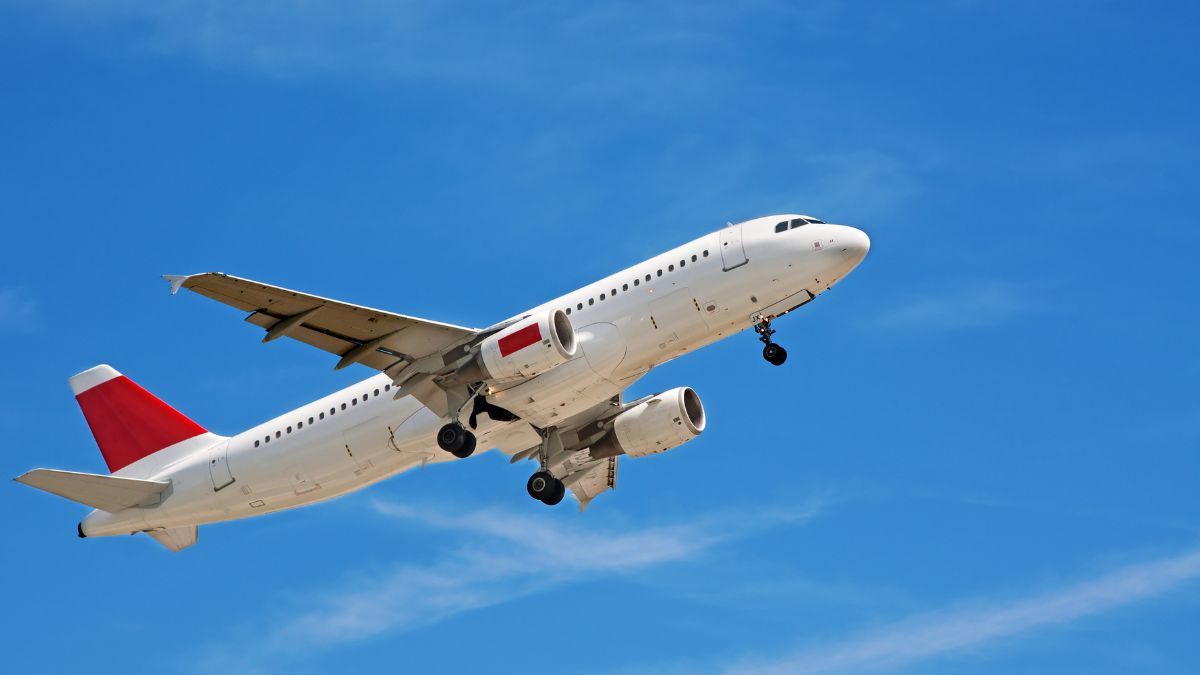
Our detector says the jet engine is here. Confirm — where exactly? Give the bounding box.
[457,309,577,382]
[590,387,705,459]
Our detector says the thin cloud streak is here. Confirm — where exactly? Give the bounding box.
[0,288,38,333]
[269,497,827,650]
[724,548,1200,675]
[873,281,1028,335]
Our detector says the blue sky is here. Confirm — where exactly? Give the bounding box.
[2,1,1198,673]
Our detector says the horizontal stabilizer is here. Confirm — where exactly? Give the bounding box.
[145,526,197,552]
[15,469,169,512]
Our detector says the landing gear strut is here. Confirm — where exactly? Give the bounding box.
[437,384,482,458]
[754,316,788,366]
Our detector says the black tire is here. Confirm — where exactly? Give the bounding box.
[543,479,566,506]
[527,471,559,502]
[770,345,788,366]
[762,343,787,366]
[437,423,466,454]
[451,430,477,459]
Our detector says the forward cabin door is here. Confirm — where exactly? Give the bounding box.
[208,440,235,491]
[719,223,748,271]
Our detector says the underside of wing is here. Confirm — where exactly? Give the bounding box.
[166,272,478,373]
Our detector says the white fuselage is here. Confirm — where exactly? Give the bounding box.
[81,215,869,536]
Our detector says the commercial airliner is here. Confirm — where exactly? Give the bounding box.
[16,215,869,551]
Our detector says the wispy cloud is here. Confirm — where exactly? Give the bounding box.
[873,281,1027,334]
[11,0,809,105]
[0,288,38,333]
[224,496,826,660]
[722,548,1200,675]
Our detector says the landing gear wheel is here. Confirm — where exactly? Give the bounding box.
[763,343,788,366]
[544,479,566,506]
[527,471,565,505]
[437,423,476,458]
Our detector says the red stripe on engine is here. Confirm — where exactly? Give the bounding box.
[75,376,207,473]
[498,322,542,357]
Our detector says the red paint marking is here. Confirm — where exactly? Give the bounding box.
[498,322,542,357]
[75,376,206,473]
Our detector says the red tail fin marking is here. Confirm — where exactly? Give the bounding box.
[72,366,206,473]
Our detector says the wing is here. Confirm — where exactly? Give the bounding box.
[562,455,618,511]
[165,273,478,373]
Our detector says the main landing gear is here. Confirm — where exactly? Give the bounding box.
[754,316,788,366]
[527,470,565,505]
[437,422,476,458]
[526,426,565,506]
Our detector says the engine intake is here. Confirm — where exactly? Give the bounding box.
[591,387,705,459]
[458,309,577,382]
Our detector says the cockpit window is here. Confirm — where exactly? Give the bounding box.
[804,217,825,224]
[774,221,788,233]
[790,218,807,229]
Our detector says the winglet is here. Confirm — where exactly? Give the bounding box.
[162,274,190,295]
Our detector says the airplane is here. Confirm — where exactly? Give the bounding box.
[15,215,869,551]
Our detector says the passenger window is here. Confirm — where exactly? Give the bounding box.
[320,412,325,420]
[341,403,347,410]
[297,422,303,429]
[374,389,379,397]
[352,399,357,406]
[589,298,594,305]
[703,250,709,257]
[287,426,292,433]
[566,308,571,315]
[255,440,260,447]
[775,221,788,233]
[385,384,390,392]
[645,274,651,282]
[309,416,314,424]
[622,283,628,291]
[692,254,697,262]
[611,288,617,296]
[265,436,271,443]
[600,293,605,301]
[669,264,674,272]
[657,269,663,277]
[680,260,685,267]
[634,279,639,287]
[577,302,583,310]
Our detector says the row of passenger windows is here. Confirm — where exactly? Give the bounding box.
[253,384,392,447]
[562,249,710,316]
[774,217,825,233]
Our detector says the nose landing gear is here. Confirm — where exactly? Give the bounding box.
[754,316,788,366]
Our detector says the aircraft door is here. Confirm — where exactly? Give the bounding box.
[719,223,748,271]
[208,440,235,491]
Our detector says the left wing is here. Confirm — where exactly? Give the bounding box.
[166,272,479,374]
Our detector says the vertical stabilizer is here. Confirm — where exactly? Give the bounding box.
[70,365,208,474]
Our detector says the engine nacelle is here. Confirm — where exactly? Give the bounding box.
[591,387,706,459]
[462,309,577,382]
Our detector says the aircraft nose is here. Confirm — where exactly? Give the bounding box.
[838,226,870,266]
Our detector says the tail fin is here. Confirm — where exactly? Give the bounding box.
[70,365,207,473]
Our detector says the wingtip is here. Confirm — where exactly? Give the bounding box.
[162,274,190,295]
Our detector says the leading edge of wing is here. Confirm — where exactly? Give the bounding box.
[162,272,480,333]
